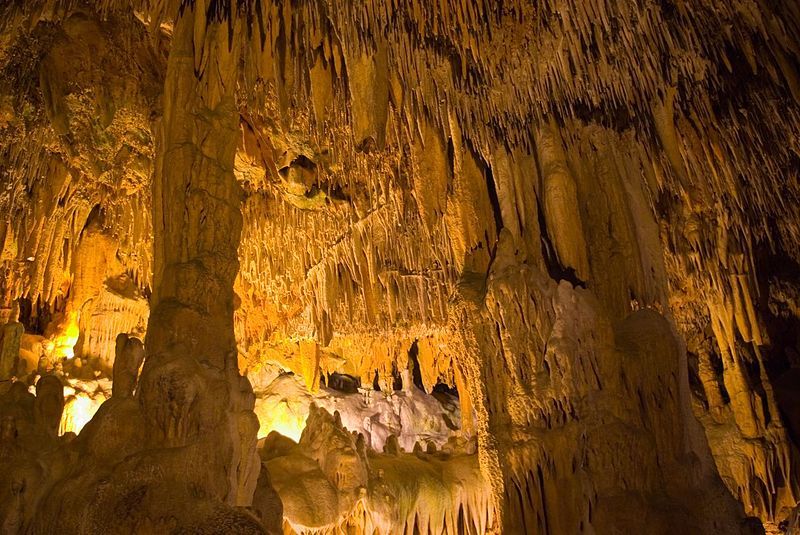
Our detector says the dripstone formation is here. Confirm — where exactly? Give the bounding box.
[1,0,799,533]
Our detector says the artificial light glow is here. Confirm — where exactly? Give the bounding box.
[60,391,104,435]
[257,400,307,442]
[53,311,80,360]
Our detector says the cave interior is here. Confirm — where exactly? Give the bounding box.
[1,0,800,533]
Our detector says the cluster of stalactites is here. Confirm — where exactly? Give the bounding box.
[229,0,800,333]
[0,5,157,311]
[5,0,798,351]
[2,1,800,530]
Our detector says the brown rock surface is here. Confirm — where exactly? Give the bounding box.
[0,0,799,533]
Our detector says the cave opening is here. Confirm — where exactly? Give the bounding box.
[17,296,60,336]
[408,339,424,391]
[755,244,800,447]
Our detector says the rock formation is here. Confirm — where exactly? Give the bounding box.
[0,0,799,533]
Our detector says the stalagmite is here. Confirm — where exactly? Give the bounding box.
[111,333,144,398]
[33,374,63,436]
[0,320,22,379]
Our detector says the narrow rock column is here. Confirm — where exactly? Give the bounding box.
[0,303,22,380]
[535,120,590,282]
[147,6,243,368]
[140,2,261,507]
[448,299,505,531]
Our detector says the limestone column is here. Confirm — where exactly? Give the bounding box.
[139,2,260,507]
[146,5,243,368]
[448,299,505,531]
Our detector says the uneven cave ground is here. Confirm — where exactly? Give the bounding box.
[2,0,800,534]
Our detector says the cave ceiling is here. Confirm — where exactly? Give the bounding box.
[0,0,800,533]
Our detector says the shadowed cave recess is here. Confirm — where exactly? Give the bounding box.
[1,0,800,533]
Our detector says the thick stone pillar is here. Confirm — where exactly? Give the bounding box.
[146,6,243,369]
[139,2,261,509]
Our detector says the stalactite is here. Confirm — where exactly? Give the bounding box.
[1,0,800,532]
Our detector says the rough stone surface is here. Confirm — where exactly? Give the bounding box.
[0,0,799,533]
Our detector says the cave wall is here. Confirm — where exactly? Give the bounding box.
[1,0,799,532]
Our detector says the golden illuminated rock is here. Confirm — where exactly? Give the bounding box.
[0,0,799,533]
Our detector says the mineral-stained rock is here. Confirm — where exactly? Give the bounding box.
[33,374,63,436]
[1,0,800,533]
[0,321,22,379]
[111,333,144,398]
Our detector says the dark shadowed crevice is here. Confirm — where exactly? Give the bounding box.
[535,196,586,288]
